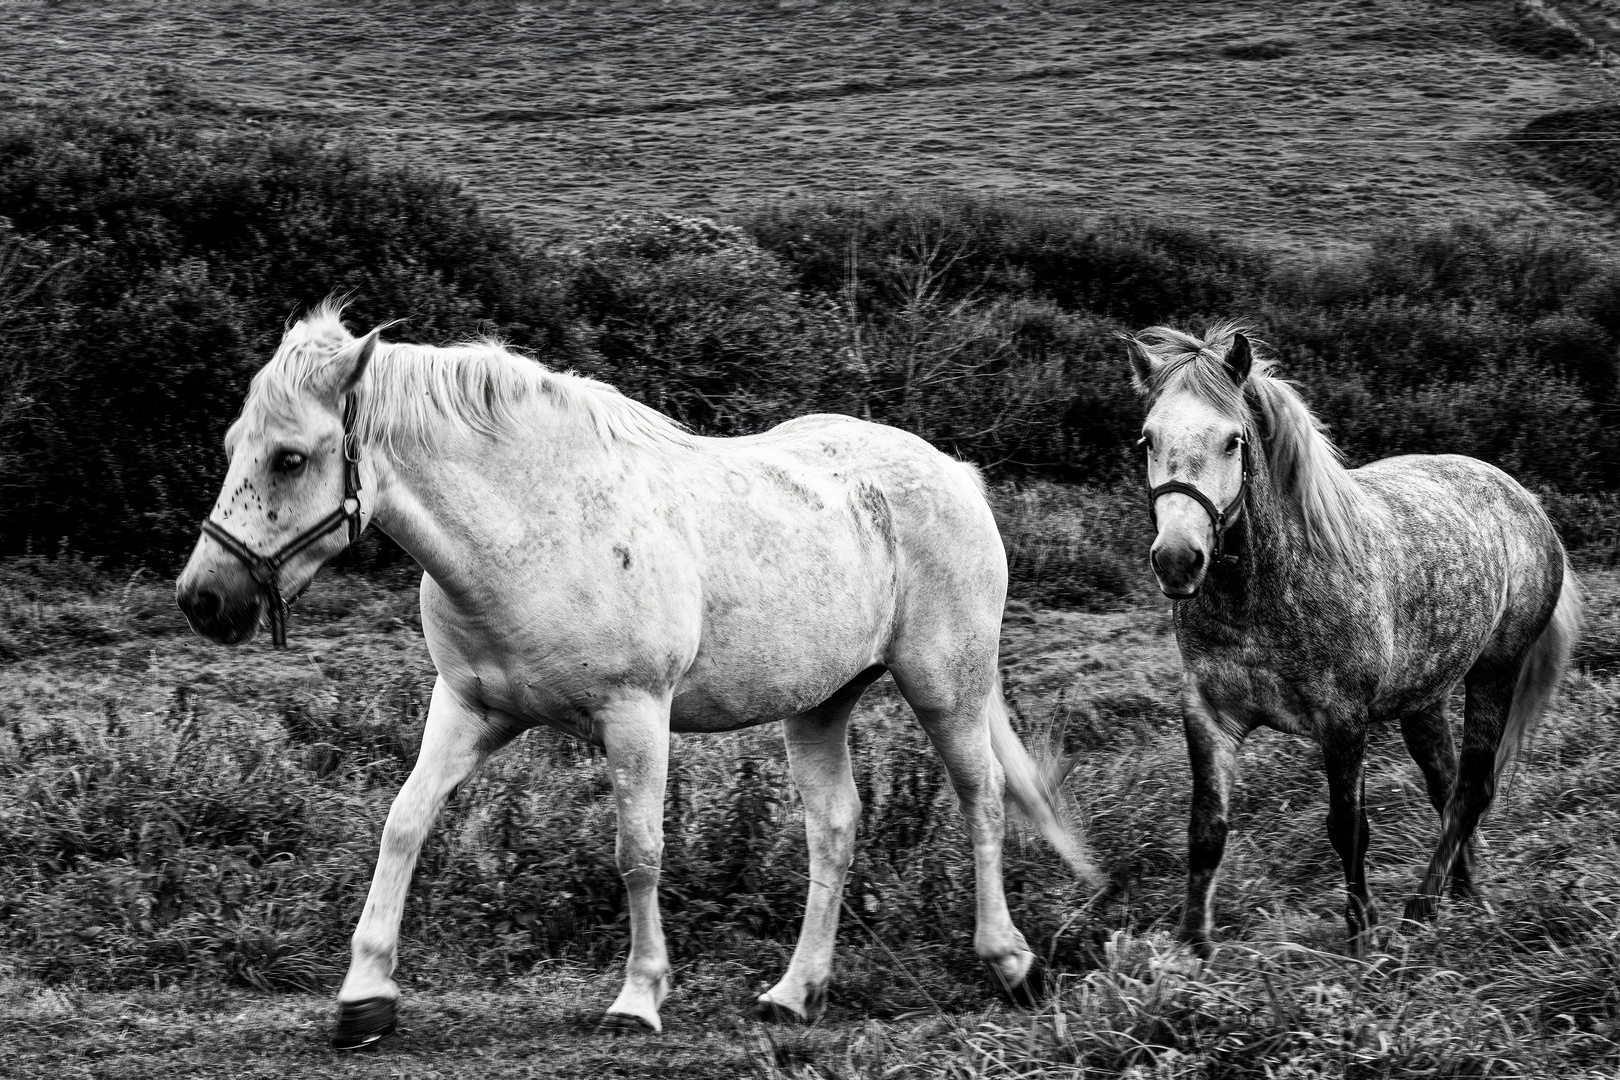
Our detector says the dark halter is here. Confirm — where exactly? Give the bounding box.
[200,395,363,647]
[1145,433,1253,565]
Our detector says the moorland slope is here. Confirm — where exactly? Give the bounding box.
[2,0,1617,252]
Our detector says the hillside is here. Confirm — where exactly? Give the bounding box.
[2,0,1617,253]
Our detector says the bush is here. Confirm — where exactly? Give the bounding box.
[0,108,577,564]
[993,481,1151,609]
[5,111,1620,568]
[563,213,855,434]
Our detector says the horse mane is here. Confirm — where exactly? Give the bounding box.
[243,298,694,456]
[1128,318,1366,561]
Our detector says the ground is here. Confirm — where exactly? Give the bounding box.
[2,558,1616,1078]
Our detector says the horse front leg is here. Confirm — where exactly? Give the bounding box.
[598,691,673,1033]
[1179,685,1251,959]
[1322,717,1378,958]
[334,676,512,1050]
[757,703,862,1024]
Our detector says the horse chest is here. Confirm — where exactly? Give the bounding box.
[1178,610,1372,733]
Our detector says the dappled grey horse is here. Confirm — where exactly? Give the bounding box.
[1122,320,1581,957]
[175,302,1094,1049]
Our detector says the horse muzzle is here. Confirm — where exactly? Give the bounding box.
[176,577,266,645]
[1150,540,1207,600]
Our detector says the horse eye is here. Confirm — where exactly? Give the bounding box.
[276,451,308,474]
[1138,435,1153,452]
[1225,436,1241,454]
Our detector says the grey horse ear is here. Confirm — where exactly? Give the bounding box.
[323,329,379,401]
[1225,333,1253,384]
[1118,333,1157,395]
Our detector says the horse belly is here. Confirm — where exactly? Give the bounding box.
[668,606,890,732]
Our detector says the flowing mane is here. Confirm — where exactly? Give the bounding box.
[241,299,694,456]
[1128,319,1367,560]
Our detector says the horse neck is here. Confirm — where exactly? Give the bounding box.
[1195,449,1323,621]
[363,396,615,603]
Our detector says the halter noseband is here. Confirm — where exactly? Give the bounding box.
[200,395,363,647]
[1145,434,1253,566]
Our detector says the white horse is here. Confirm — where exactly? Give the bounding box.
[175,302,1094,1048]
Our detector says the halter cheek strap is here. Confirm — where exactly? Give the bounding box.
[199,395,364,647]
[1145,434,1253,565]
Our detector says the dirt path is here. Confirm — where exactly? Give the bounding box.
[2,0,1617,254]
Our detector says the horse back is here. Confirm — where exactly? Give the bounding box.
[1349,454,1566,715]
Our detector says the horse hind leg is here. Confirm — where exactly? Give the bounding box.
[755,671,880,1024]
[1405,569,1579,925]
[1398,698,1476,899]
[1404,672,1513,924]
[889,660,1043,1005]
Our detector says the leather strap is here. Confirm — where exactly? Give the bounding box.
[1146,434,1252,565]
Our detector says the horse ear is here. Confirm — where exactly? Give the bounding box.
[320,328,378,402]
[1225,333,1253,384]
[1118,333,1157,395]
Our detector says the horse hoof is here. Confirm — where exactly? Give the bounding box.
[755,996,810,1025]
[331,997,397,1051]
[987,956,1046,1009]
[599,1011,658,1035]
[1401,896,1438,925]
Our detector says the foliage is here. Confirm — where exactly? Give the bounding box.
[4,109,1620,577]
[745,199,1620,491]
[0,109,577,564]
[563,213,855,434]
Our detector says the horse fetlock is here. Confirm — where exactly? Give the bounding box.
[1176,913,1216,959]
[338,953,399,1005]
[1402,892,1442,925]
[977,927,1037,996]
[605,970,669,1034]
[1344,891,1379,930]
[755,977,828,1024]
[983,949,1045,1008]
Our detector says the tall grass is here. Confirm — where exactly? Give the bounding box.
[2,538,1617,1073]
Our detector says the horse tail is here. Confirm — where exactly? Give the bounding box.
[1497,564,1583,783]
[987,678,1103,887]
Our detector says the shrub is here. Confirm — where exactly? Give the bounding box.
[563,212,854,434]
[0,108,577,564]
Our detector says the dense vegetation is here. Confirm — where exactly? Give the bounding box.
[3,108,1619,568]
[1,561,1617,1075]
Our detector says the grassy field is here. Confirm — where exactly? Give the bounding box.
[1,0,1617,253]
[4,2,1620,1076]
[1,497,1617,1077]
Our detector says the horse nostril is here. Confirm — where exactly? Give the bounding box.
[185,588,224,621]
[1151,544,1205,583]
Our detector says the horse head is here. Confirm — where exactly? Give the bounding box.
[175,305,378,644]
[1122,324,1256,599]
